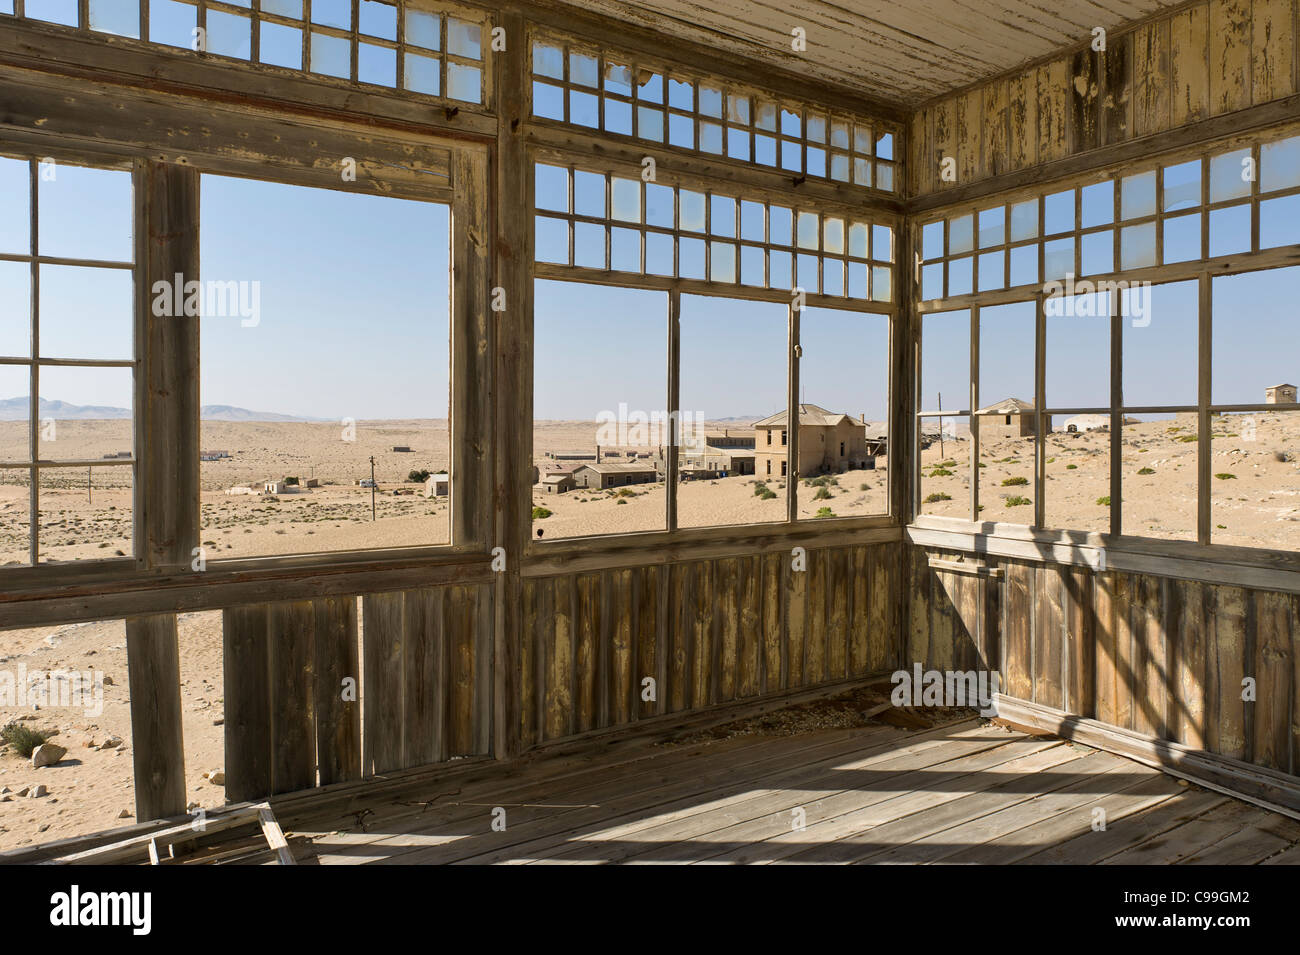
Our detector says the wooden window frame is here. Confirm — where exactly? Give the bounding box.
[911,117,1300,574]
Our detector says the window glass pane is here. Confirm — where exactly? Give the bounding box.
[200,175,452,556]
[1120,222,1156,270]
[261,22,303,70]
[39,165,133,262]
[1121,171,1157,220]
[1122,280,1197,407]
[1080,229,1113,275]
[1163,159,1201,212]
[1209,204,1251,257]
[1046,291,1109,408]
[89,0,140,37]
[1044,190,1074,235]
[1260,195,1300,249]
[1210,149,1252,203]
[0,261,30,357]
[1163,212,1201,263]
[1010,199,1038,242]
[920,417,968,517]
[1122,416,1197,541]
[678,295,786,528]
[795,308,889,519]
[948,214,973,255]
[1080,181,1113,228]
[1045,426,1111,535]
[1261,136,1300,193]
[922,309,968,414]
[40,265,133,361]
[534,164,569,214]
[978,207,1004,249]
[37,365,133,464]
[1212,267,1300,406]
[0,157,29,256]
[1212,411,1300,550]
[447,63,481,103]
[531,41,561,78]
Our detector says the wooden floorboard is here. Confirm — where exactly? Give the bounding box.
[263,719,1300,865]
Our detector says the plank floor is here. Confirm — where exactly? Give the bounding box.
[273,720,1300,865]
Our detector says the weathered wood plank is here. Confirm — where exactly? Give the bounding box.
[1211,0,1254,115]
[1093,573,1118,727]
[1101,33,1132,145]
[401,588,442,768]
[1034,565,1063,710]
[574,573,598,735]
[140,162,199,570]
[806,549,828,683]
[1252,0,1297,104]
[849,545,870,676]
[716,557,740,702]
[269,600,315,794]
[786,553,808,687]
[313,596,361,786]
[222,605,271,803]
[1004,562,1033,700]
[1171,3,1212,126]
[1038,59,1070,164]
[1132,19,1171,138]
[362,592,404,775]
[1071,49,1100,154]
[1007,71,1038,171]
[761,551,783,692]
[448,585,478,756]
[611,568,634,726]
[1207,584,1249,759]
[125,614,186,820]
[735,555,761,699]
[983,80,1009,179]
[1252,589,1294,772]
[636,564,660,719]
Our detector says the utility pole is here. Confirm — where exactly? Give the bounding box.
[369,455,376,521]
[937,392,944,459]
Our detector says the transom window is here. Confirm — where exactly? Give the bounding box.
[5,0,488,104]
[530,34,897,194]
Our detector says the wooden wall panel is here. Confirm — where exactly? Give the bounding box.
[912,0,1299,197]
[910,547,1299,780]
[519,542,903,747]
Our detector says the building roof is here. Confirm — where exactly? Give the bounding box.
[1266,383,1297,390]
[575,463,659,475]
[977,397,1036,415]
[540,473,574,483]
[753,403,865,428]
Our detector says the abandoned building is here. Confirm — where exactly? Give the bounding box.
[3,0,1300,878]
[754,404,874,477]
[977,397,1049,438]
[1265,383,1297,404]
[571,462,659,490]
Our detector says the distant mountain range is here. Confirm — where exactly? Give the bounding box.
[0,397,326,423]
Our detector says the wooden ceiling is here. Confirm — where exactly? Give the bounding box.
[547,0,1185,105]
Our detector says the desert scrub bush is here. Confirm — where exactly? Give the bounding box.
[759,488,777,500]
[1137,467,1155,475]
[1004,495,1031,507]
[1001,476,1029,486]
[617,488,635,497]
[1066,464,1078,470]
[1178,435,1198,443]
[859,483,870,491]
[753,482,769,496]
[928,468,954,477]
[1215,472,1237,480]
[940,460,957,468]
[1,723,52,758]
[813,486,832,500]
[531,506,552,519]
[814,507,836,519]
[408,469,430,483]
[924,492,951,504]
[1096,496,1111,506]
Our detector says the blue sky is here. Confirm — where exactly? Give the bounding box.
[2,155,1297,423]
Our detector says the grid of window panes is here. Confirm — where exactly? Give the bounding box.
[0,155,137,566]
[919,129,1300,303]
[534,163,895,302]
[3,0,487,104]
[530,35,898,194]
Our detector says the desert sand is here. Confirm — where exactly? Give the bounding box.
[0,410,1296,850]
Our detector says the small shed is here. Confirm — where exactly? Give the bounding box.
[1265,383,1297,405]
[424,472,450,497]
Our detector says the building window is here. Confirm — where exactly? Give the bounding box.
[780,429,787,445]
[780,460,787,476]
[0,156,136,566]
[198,173,451,559]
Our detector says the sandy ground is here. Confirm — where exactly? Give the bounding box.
[0,612,225,852]
[919,412,1300,548]
[0,411,1295,850]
